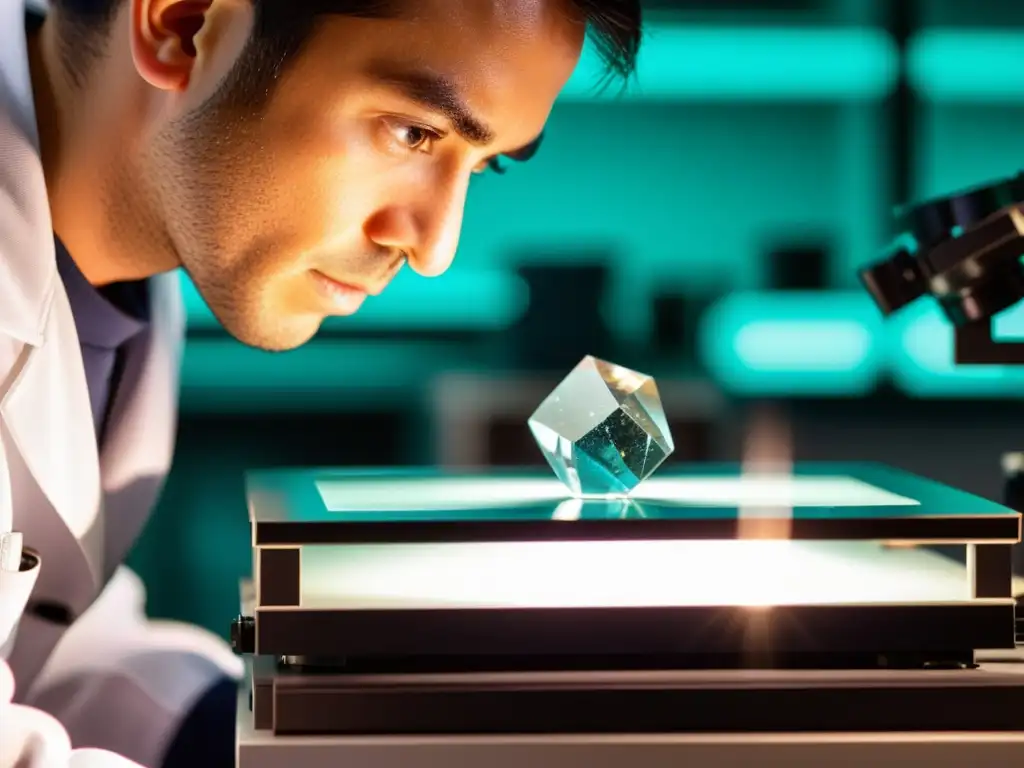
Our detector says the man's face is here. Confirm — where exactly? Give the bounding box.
[136,0,585,350]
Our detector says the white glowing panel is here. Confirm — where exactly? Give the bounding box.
[316,477,567,511]
[635,476,917,508]
[299,540,967,610]
[314,475,918,512]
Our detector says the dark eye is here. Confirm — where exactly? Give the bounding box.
[401,125,432,150]
[480,133,544,175]
[506,135,543,163]
[388,121,441,153]
[472,157,509,176]
[403,126,428,148]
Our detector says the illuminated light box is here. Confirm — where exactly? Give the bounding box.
[299,540,973,611]
[908,30,1024,103]
[244,464,1020,661]
[697,291,884,395]
[886,300,1024,398]
[561,26,898,102]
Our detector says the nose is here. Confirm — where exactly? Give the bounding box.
[363,172,471,278]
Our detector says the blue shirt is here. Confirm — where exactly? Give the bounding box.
[54,238,149,445]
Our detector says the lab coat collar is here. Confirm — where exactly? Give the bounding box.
[0,0,56,347]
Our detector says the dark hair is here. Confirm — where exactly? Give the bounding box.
[51,0,642,102]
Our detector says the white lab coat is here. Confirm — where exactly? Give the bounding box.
[0,1,243,766]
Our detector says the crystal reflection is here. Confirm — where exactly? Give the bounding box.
[551,496,641,521]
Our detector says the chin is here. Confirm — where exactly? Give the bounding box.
[221,312,323,352]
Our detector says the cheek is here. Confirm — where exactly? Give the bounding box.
[231,152,354,263]
[167,112,383,280]
[259,128,373,245]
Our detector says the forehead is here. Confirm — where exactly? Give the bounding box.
[292,0,586,143]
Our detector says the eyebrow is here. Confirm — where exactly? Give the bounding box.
[367,62,496,146]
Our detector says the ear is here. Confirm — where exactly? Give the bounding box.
[129,0,213,91]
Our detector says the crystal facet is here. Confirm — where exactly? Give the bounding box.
[528,356,675,496]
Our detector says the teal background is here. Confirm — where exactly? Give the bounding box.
[124,0,1024,637]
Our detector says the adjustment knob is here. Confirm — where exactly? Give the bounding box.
[859,246,926,316]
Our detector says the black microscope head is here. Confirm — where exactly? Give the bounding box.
[860,170,1024,325]
[859,171,1024,365]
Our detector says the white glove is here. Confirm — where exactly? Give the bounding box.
[0,658,145,768]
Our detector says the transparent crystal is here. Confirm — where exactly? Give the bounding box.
[528,356,675,496]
